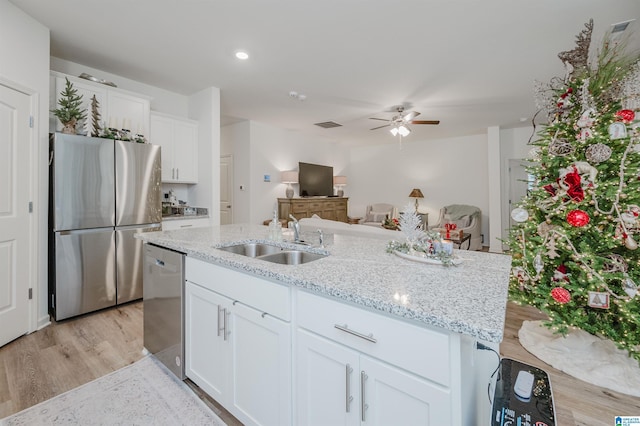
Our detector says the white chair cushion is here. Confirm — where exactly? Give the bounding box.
[444,214,471,228]
[365,211,390,223]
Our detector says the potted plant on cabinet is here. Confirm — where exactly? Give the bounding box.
[52,77,86,134]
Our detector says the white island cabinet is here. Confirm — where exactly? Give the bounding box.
[296,290,453,425]
[137,223,511,426]
[185,257,292,426]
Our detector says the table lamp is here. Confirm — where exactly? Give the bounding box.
[333,176,347,197]
[281,171,298,198]
[408,188,424,212]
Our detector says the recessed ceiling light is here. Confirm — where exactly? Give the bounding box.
[235,51,249,60]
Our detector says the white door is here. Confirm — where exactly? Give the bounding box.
[184,282,232,402]
[220,155,233,225]
[230,301,292,426]
[0,84,32,347]
[360,355,451,425]
[296,329,360,426]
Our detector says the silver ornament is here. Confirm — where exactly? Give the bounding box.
[548,139,575,156]
[534,254,544,273]
[625,235,638,250]
[623,276,638,298]
[511,208,529,223]
[585,143,612,163]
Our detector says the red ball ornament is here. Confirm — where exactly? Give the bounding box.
[551,287,571,304]
[567,209,590,227]
[616,109,635,123]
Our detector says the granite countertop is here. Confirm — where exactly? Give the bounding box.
[138,224,511,343]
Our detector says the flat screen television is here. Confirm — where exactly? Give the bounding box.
[298,162,334,197]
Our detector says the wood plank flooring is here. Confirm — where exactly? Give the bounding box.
[1,300,639,425]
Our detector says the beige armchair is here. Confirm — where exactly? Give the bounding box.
[361,203,397,227]
[430,204,482,250]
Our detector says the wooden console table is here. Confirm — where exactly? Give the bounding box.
[278,197,348,223]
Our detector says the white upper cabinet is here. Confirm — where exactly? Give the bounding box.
[50,71,151,138]
[150,112,198,183]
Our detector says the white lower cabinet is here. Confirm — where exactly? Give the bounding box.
[185,261,292,426]
[296,329,451,426]
[162,217,210,230]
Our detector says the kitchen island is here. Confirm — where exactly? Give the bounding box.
[139,224,511,426]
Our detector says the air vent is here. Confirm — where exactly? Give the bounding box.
[314,121,342,129]
[612,20,634,34]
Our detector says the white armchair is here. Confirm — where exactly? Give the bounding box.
[430,204,482,250]
[361,203,397,227]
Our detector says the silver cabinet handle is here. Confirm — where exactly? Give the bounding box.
[172,168,175,179]
[334,324,377,343]
[361,370,368,422]
[345,364,354,413]
[179,224,193,228]
[223,309,229,341]
[176,168,179,180]
[217,305,224,337]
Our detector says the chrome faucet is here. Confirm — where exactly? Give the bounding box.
[317,229,324,248]
[289,214,301,243]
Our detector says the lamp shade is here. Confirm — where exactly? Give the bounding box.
[333,175,347,186]
[408,188,424,198]
[281,171,298,184]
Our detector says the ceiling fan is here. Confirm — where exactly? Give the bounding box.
[369,106,439,136]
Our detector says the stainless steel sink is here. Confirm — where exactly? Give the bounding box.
[257,250,326,265]
[217,243,283,257]
[217,243,326,265]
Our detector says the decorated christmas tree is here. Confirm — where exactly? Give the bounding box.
[507,20,640,362]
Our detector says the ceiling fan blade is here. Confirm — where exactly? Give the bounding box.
[402,111,420,122]
[370,124,391,130]
[369,117,390,121]
[411,120,440,125]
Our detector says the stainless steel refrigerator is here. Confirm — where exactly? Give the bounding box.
[48,133,161,320]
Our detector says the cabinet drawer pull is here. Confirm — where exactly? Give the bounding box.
[217,305,224,337]
[334,324,377,343]
[361,370,368,422]
[345,364,354,413]
[223,309,229,341]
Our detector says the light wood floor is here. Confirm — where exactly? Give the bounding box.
[1,301,639,425]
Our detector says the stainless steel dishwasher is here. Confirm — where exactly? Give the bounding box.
[143,243,185,379]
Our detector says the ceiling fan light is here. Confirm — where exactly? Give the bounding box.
[398,125,411,137]
[390,127,399,136]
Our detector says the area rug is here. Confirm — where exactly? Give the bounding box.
[519,320,640,397]
[0,356,226,425]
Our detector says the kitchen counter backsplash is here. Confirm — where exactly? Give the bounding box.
[162,205,208,218]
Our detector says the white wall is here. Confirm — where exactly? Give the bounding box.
[348,134,490,244]
[0,0,50,328]
[222,120,350,225]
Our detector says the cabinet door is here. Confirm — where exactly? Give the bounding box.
[185,282,231,403]
[173,120,198,183]
[150,114,175,182]
[230,302,292,426]
[107,90,150,137]
[296,330,360,426]
[359,356,451,425]
[53,76,107,133]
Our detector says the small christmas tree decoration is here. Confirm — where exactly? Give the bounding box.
[90,95,102,137]
[52,78,86,134]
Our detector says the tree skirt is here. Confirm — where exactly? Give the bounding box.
[0,356,226,426]
[519,320,640,397]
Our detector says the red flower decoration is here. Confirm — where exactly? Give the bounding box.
[567,209,590,227]
[563,168,584,202]
[557,264,567,274]
[544,184,557,196]
[616,109,636,123]
[551,287,571,304]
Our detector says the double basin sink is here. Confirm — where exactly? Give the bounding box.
[217,242,326,265]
